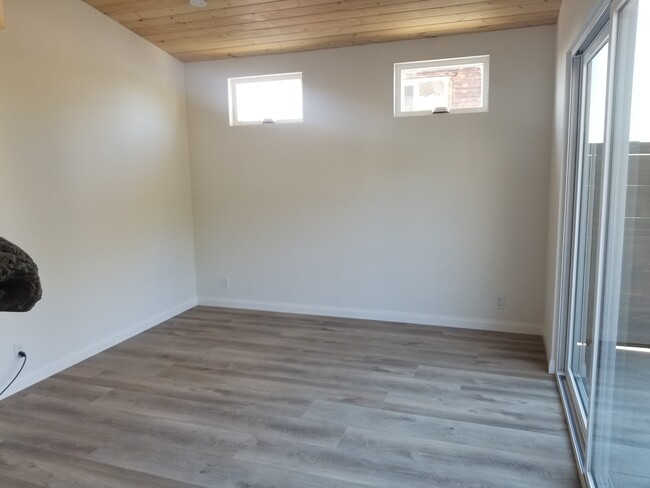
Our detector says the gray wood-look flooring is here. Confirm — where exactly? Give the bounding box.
[0,306,579,487]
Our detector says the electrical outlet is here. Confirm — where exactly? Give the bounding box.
[221,276,230,289]
[13,343,24,358]
[496,296,505,310]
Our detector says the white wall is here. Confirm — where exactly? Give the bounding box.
[186,26,556,335]
[0,0,197,398]
[544,0,603,372]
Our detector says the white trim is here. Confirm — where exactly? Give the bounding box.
[198,296,542,336]
[0,297,198,400]
[548,358,557,375]
[545,322,557,373]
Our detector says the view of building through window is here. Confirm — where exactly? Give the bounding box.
[394,55,489,116]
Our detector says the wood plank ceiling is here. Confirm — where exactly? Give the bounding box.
[82,0,562,62]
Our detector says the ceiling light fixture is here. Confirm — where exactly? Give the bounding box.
[189,0,207,7]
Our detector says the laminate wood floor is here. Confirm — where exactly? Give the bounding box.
[0,306,580,487]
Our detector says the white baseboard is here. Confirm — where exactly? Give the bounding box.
[198,296,543,336]
[1,297,198,400]
[547,359,557,375]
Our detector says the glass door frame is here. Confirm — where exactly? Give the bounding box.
[556,1,638,486]
[591,0,642,485]
[557,3,612,469]
[557,0,612,452]
[567,21,611,435]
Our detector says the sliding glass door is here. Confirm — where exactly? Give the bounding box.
[567,28,609,422]
[560,1,650,487]
[592,1,650,486]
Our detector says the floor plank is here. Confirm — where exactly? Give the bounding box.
[0,306,579,487]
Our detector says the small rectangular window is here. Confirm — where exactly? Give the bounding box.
[228,72,303,126]
[394,55,489,117]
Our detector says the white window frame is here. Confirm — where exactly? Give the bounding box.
[394,55,490,117]
[228,72,303,126]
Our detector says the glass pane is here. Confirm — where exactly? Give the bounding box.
[569,41,609,412]
[397,57,487,113]
[236,79,302,122]
[401,73,451,112]
[230,74,302,124]
[593,1,650,486]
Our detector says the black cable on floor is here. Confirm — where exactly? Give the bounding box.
[0,351,27,397]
